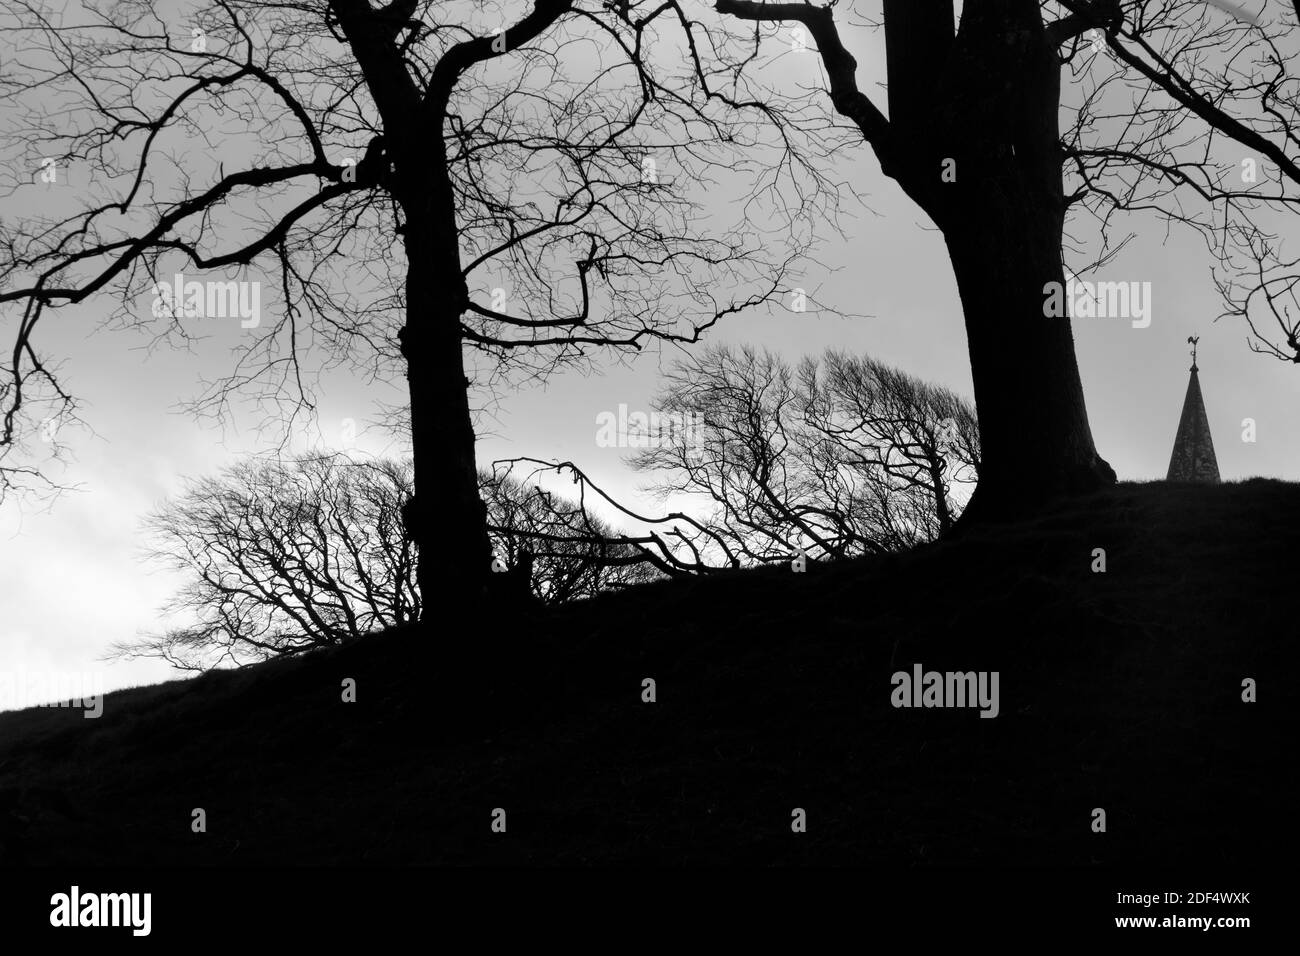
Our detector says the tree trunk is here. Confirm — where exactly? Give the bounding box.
[718,1,1117,524]
[399,248,492,611]
[928,458,954,534]
[891,0,1116,522]
[942,198,1115,521]
[396,134,493,613]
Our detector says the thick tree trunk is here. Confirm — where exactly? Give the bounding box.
[719,3,1117,525]
[942,198,1115,521]
[891,0,1116,522]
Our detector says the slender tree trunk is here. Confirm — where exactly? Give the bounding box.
[928,459,954,533]
[395,142,493,612]
[321,0,498,613]
[399,244,492,610]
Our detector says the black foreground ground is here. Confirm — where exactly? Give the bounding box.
[0,480,1289,866]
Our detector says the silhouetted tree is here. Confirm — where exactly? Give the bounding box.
[632,345,979,563]
[110,453,659,669]
[482,469,661,603]
[711,0,1300,514]
[113,454,419,670]
[804,351,981,536]
[0,0,814,609]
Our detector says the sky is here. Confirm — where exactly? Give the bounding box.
[2,0,1297,708]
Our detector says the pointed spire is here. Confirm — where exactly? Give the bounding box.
[1166,338,1220,483]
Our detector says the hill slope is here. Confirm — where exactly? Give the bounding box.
[0,480,1290,865]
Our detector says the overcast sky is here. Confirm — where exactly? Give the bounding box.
[2,0,1296,707]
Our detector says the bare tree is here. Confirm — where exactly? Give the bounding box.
[111,453,660,670]
[481,469,661,603]
[631,345,979,564]
[804,351,981,537]
[707,0,1300,516]
[493,453,748,574]
[112,454,420,671]
[1217,220,1300,364]
[0,0,820,608]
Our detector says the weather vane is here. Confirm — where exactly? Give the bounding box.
[1188,335,1199,370]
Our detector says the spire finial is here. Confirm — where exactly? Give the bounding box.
[1188,335,1199,371]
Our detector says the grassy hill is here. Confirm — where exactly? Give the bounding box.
[0,480,1289,866]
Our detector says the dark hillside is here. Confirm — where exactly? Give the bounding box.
[0,480,1289,865]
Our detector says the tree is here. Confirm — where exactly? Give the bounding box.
[114,454,420,670]
[804,350,981,536]
[481,468,661,603]
[631,345,979,563]
[711,0,1300,516]
[112,453,658,670]
[0,0,812,609]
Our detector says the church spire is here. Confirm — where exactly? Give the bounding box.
[1166,337,1220,483]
